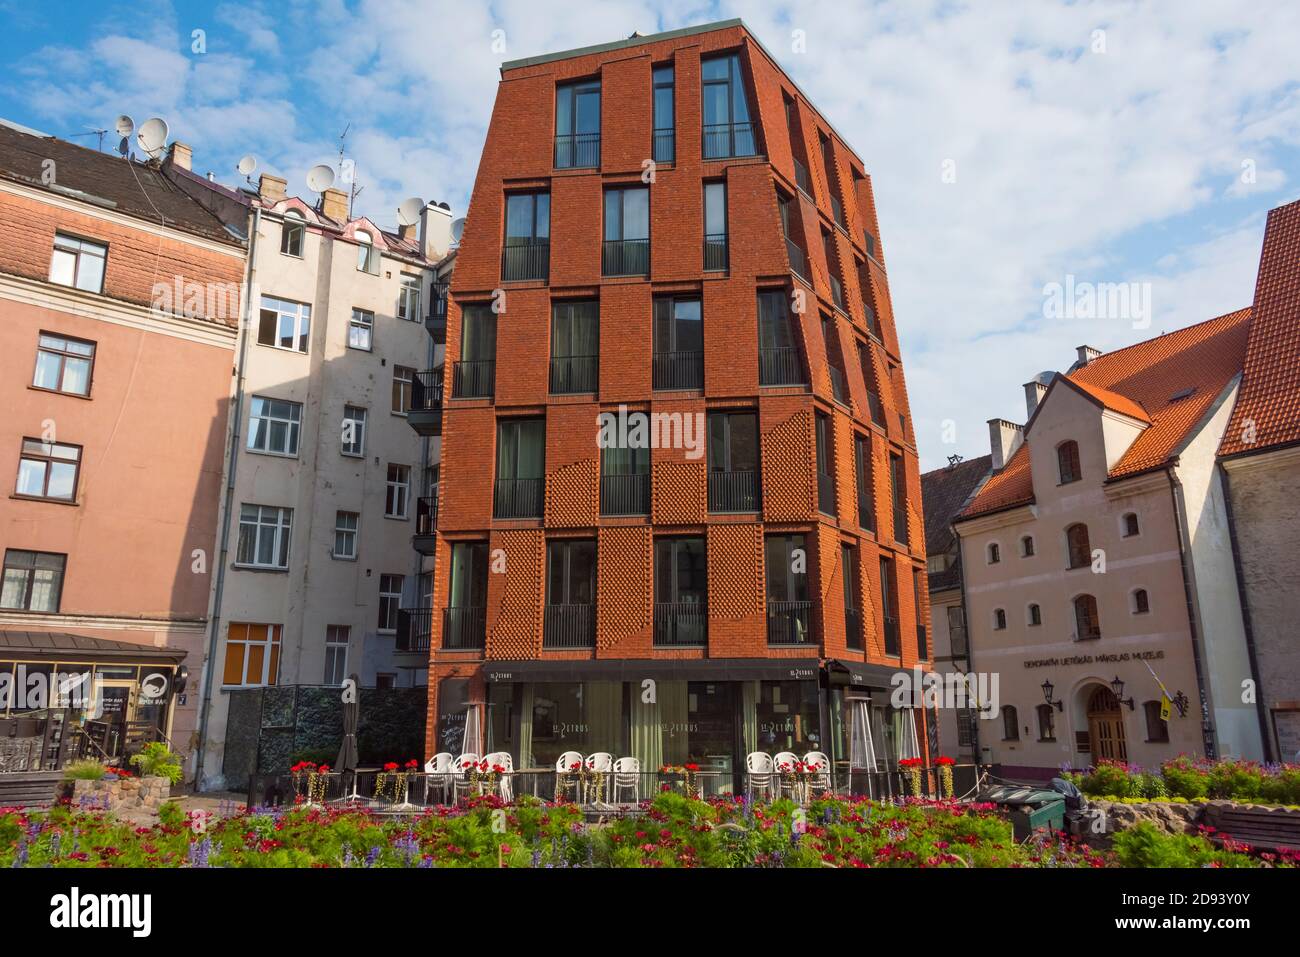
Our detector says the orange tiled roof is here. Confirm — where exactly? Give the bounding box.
[1220,198,1300,457]
[960,307,1252,520]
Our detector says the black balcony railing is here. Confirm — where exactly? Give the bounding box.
[767,600,812,645]
[493,477,544,519]
[704,233,728,271]
[549,355,598,394]
[793,157,812,194]
[415,495,438,536]
[555,132,600,169]
[786,238,807,279]
[430,281,449,320]
[703,121,756,159]
[543,603,596,649]
[396,607,433,653]
[602,238,650,276]
[452,360,495,399]
[884,614,901,657]
[600,472,650,516]
[654,601,707,646]
[760,347,806,387]
[708,469,759,513]
[653,128,675,163]
[818,471,837,514]
[828,366,848,405]
[501,239,549,282]
[653,350,703,390]
[412,368,444,411]
[443,606,486,650]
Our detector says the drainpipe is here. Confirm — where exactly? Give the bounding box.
[1165,466,1217,760]
[1216,463,1274,761]
[195,205,261,789]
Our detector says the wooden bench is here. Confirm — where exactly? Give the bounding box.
[0,771,64,808]
[1202,803,1300,853]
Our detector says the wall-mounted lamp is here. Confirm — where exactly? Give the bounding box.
[1041,679,1064,713]
[1110,675,1136,711]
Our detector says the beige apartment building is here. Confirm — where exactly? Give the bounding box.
[952,319,1265,779]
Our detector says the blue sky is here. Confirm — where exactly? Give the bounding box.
[3,0,1298,469]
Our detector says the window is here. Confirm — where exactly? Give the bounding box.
[455,305,497,397]
[356,231,380,274]
[1132,588,1150,614]
[652,296,702,389]
[1,549,66,612]
[1001,705,1020,741]
[1028,603,1042,626]
[547,539,596,606]
[333,511,358,559]
[890,453,909,546]
[957,708,975,748]
[652,65,674,162]
[397,274,421,321]
[703,181,727,270]
[948,605,968,657]
[1021,535,1035,557]
[550,300,599,394]
[821,133,846,228]
[1036,704,1056,742]
[860,344,886,428]
[1057,440,1081,484]
[993,608,1007,630]
[1122,512,1140,538]
[821,315,847,404]
[49,233,106,293]
[280,213,304,257]
[1074,594,1101,640]
[777,189,807,277]
[324,625,349,686]
[845,545,864,649]
[236,505,292,569]
[880,556,900,656]
[701,53,755,158]
[654,537,707,646]
[707,411,759,512]
[822,230,844,309]
[987,543,1001,564]
[258,296,311,353]
[854,434,874,531]
[758,289,805,385]
[392,365,415,415]
[341,405,367,457]
[386,464,411,519]
[15,439,81,501]
[784,94,812,193]
[1066,523,1091,569]
[494,418,545,519]
[603,186,650,276]
[502,192,550,281]
[815,412,836,514]
[601,437,650,516]
[446,543,489,649]
[33,333,95,396]
[555,79,600,168]
[765,533,813,643]
[913,567,928,659]
[246,396,302,457]
[378,574,403,632]
[1144,700,1169,743]
[222,623,281,687]
[349,308,374,351]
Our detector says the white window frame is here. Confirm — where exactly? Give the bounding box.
[49,233,107,293]
[378,574,403,633]
[258,296,312,353]
[281,213,305,258]
[333,510,359,559]
[349,307,374,351]
[33,332,95,396]
[392,365,414,415]
[324,625,350,685]
[398,273,421,321]
[236,504,293,570]
[246,396,302,457]
[341,406,367,457]
[356,231,380,274]
[223,622,282,688]
[385,464,410,519]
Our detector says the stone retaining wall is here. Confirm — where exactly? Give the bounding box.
[71,775,171,813]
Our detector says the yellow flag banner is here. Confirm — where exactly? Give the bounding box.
[1160,695,1172,722]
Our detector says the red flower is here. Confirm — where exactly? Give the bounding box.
[684,763,699,772]
[405,759,420,769]
[935,756,955,766]
[384,762,399,772]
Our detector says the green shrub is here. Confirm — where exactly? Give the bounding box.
[130,742,183,785]
[1078,761,1137,798]
[1112,822,1261,868]
[1206,760,1263,801]
[157,801,185,828]
[1160,756,1210,799]
[62,759,107,781]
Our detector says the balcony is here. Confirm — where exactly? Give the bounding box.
[549,355,598,394]
[493,477,543,520]
[704,233,728,271]
[703,121,756,160]
[884,614,900,657]
[817,471,836,515]
[413,495,438,555]
[760,347,806,387]
[767,600,812,645]
[653,350,703,391]
[395,607,433,654]
[443,606,486,650]
[543,603,595,649]
[793,157,812,195]
[786,238,807,280]
[600,472,650,516]
[501,239,549,282]
[452,359,495,399]
[602,238,650,277]
[654,601,706,647]
[707,469,759,513]
[408,368,444,435]
[426,280,448,343]
[653,128,675,164]
[555,132,600,169]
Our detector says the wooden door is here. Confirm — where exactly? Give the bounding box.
[1087,687,1127,762]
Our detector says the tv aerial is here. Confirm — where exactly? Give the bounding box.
[236,154,258,183]
[397,197,424,227]
[136,117,169,159]
[450,217,466,245]
[115,115,134,157]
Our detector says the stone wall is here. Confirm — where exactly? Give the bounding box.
[72,775,171,814]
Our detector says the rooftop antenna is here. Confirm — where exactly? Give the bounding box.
[67,127,111,151]
[337,121,362,218]
[396,197,424,229]
[450,217,466,246]
[305,163,336,213]
[236,154,258,185]
[115,115,134,158]
[136,117,169,160]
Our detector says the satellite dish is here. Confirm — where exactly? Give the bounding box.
[136,117,169,157]
[115,115,135,137]
[397,197,424,227]
[237,154,258,177]
[450,217,466,244]
[306,164,336,193]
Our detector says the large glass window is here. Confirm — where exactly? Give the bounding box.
[758,289,804,385]
[654,537,707,646]
[603,187,650,276]
[280,213,304,257]
[702,53,755,158]
[33,333,94,396]
[236,505,292,569]
[881,556,900,655]
[0,550,66,612]
[397,274,421,322]
[707,411,759,512]
[385,464,411,519]
[49,234,106,293]
[765,534,810,645]
[257,296,311,353]
[703,181,727,271]
[222,623,281,687]
[652,296,702,389]
[502,193,550,281]
[455,305,497,398]
[341,405,366,457]
[333,511,358,559]
[890,453,909,546]
[246,396,301,456]
[378,574,403,632]
[652,65,675,162]
[324,626,349,686]
[16,439,81,501]
[600,436,650,516]
[494,418,545,519]
[555,79,600,168]
[392,365,415,415]
[854,434,874,531]
[550,300,598,394]
[816,412,836,514]
[349,308,373,351]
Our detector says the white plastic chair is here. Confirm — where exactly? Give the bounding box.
[483,751,514,801]
[611,756,641,804]
[745,752,776,802]
[803,750,832,796]
[423,752,454,805]
[452,752,479,803]
[772,750,800,799]
[555,751,584,801]
[585,752,614,804]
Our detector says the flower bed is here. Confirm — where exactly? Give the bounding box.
[1068,757,1300,805]
[1,792,1291,868]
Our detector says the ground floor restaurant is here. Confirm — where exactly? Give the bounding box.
[432,659,935,797]
[0,630,185,773]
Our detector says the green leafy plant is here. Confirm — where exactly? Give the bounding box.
[62,759,108,781]
[130,742,183,785]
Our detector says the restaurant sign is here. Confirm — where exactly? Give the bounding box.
[1022,649,1165,669]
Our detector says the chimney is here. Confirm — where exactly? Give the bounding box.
[257,173,287,204]
[168,141,192,171]
[1075,344,1102,367]
[398,222,418,244]
[1023,378,1049,418]
[321,187,350,223]
[420,202,453,261]
[988,418,1024,471]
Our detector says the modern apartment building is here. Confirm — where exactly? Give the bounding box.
[419,20,930,792]
[163,156,453,786]
[0,120,245,769]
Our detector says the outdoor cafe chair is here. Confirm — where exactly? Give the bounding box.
[423,752,454,805]
[803,751,833,796]
[555,751,584,802]
[745,751,777,802]
[585,752,614,803]
[483,751,514,801]
[772,751,800,799]
[452,752,479,803]
[611,756,641,803]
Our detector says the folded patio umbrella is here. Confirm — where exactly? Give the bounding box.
[336,675,360,796]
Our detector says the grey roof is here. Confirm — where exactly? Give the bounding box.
[501,20,744,71]
[0,631,186,663]
[921,454,992,591]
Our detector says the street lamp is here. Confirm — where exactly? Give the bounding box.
[1041,679,1064,712]
[1110,675,1135,711]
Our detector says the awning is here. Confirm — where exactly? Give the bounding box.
[483,657,822,684]
[0,631,187,664]
[824,658,900,691]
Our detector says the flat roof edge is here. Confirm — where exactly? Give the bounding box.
[500,18,744,72]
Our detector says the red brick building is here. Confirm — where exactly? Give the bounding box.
[418,21,930,791]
